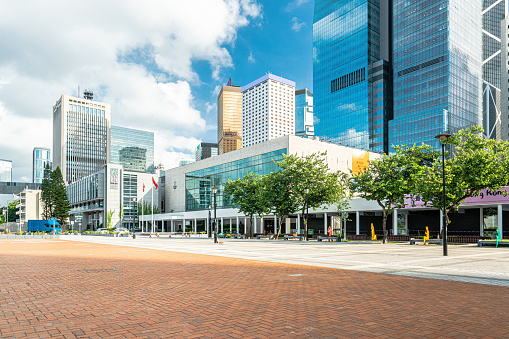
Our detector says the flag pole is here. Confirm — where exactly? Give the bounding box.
[151,185,154,233]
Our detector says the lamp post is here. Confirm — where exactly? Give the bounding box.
[435,132,451,256]
[305,187,309,241]
[132,197,136,239]
[208,204,212,238]
[212,186,218,244]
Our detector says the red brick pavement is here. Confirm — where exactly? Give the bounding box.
[0,240,508,338]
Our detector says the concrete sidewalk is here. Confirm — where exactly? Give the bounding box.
[61,235,509,286]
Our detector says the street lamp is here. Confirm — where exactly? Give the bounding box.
[132,197,137,239]
[435,132,451,256]
[212,185,218,244]
[305,187,309,241]
[208,204,212,238]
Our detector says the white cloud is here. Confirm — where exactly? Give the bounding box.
[0,0,261,180]
[205,102,217,113]
[284,0,312,12]
[291,17,306,32]
[248,52,256,63]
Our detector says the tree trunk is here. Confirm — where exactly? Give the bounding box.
[276,216,283,240]
[382,209,387,244]
[249,217,253,239]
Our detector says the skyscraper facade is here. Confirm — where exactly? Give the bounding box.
[110,126,154,173]
[501,16,509,141]
[313,0,392,153]
[32,147,51,183]
[390,0,482,148]
[0,159,12,182]
[295,89,314,137]
[242,74,295,148]
[53,94,111,184]
[482,0,507,139]
[195,142,218,161]
[217,85,242,154]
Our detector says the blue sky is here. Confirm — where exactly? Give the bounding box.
[0,0,314,182]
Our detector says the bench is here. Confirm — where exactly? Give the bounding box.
[256,235,274,240]
[233,234,246,239]
[477,239,509,247]
[317,236,340,242]
[283,235,304,241]
[410,238,442,245]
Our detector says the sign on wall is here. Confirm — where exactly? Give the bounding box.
[110,168,119,189]
[352,150,369,175]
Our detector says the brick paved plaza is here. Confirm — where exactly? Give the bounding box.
[1,239,509,338]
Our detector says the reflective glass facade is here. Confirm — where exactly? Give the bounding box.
[295,89,314,136]
[313,0,388,153]
[0,159,12,182]
[390,0,482,149]
[185,149,286,211]
[218,85,242,154]
[32,148,51,183]
[111,126,154,173]
[122,173,138,227]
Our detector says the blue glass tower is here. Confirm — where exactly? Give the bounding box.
[390,0,482,148]
[295,89,314,137]
[313,0,393,153]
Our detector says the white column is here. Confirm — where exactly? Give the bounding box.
[254,217,257,234]
[498,204,503,237]
[183,218,186,233]
[274,215,277,233]
[356,212,360,235]
[324,213,328,234]
[480,207,484,236]
[261,217,264,234]
[297,214,301,232]
[194,218,197,233]
[162,220,165,233]
[236,216,239,233]
[393,209,398,236]
[229,218,232,233]
[244,217,247,234]
[221,217,224,233]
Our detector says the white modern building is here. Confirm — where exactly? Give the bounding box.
[295,89,314,137]
[0,159,12,182]
[242,74,295,148]
[15,189,43,225]
[53,94,111,184]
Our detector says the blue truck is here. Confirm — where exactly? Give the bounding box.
[27,220,62,233]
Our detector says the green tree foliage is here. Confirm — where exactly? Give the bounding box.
[51,166,71,225]
[137,201,160,215]
[224,173,269,238]
[41,163,53,219]
[273,152,345,239]
[0,214,5,224]
[6,201,18,222]
[106,210,114,228]
[349,145,432,243]
[415,126,509,224]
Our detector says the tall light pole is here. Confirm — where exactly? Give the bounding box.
[212,186,218,244]
[208,204,212,238]
[435,132,451,256]
[132,197,136,239]
[305,187,309,241]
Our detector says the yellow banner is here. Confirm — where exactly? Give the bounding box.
[352,151,369,174]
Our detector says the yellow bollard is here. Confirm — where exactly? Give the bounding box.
[371,223,377,240]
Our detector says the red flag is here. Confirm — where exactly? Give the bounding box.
[143,183,145,192]
[152,177,158,189]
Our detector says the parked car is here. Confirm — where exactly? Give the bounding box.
[96,228,109,233]
[114,228,130,235]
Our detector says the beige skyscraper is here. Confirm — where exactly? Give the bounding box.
[217,84,242,154]
[53,93,111,184]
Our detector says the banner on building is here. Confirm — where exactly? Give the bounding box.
[110,168,119,189]
[352,150,369,175]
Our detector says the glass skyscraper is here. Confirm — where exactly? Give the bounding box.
[110,126,155,173]
[313,0,392,153]
[32,147,51,183]
[390,0,482,148]
[295,89,314,137]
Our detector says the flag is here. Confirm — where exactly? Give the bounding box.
[143,182,145,192]
[227,77,231,86]
[152,177,158,189]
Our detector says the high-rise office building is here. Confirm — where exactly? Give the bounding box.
[482,0,507,139]
[313,0,392,153]
[111,126,154,173]
[218,84,242,154]
[314,0,487,152]
[501,16,509,141]
[0,159,12,182]
[53,94,111,184]
[295,89,314,137]
[242,74,295,148]
[195,142,218,161]
[32,147,51,183]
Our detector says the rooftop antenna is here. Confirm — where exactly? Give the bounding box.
[77,85,80,98]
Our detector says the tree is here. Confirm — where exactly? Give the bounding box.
[334,172,352,240]
[416,126,509,226]
[41,163,53,219]
[51,166,70,225]
[6,201,18,222]
[137,201,159,215]
[274,152,345,239]
[224,173,269,238]
[350,145,432,243]
[106,210,114,229]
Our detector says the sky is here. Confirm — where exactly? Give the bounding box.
[0,0,315,182]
